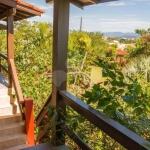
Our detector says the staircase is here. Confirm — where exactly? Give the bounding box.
[0,73,29,150]
[0,73,69,150]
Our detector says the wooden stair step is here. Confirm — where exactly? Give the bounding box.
[0,133,26,149]
[21,142,69,150]
[0,122,25,137]
[5,144,29,150]
[0,114,22,126]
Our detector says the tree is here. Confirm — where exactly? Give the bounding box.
[126,33,150,60]
[13,21,53,115]
[135,29,147,36]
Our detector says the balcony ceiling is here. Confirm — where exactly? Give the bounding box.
[0,0,44,22]
[46,0,117,9]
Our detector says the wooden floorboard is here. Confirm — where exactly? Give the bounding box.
[21,142,69,150]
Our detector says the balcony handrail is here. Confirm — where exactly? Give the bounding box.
[10,59,24,120]
[0,52,8,73]
[10,59,24,104]
[0,64,8,73]
[0,52,7,60]
[35,93,52,126]
[59,90,150,150]
[62,125,91,150]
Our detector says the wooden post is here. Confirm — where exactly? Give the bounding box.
[52,0,70,145]
[7,15,14,97]
[24,98,35,146]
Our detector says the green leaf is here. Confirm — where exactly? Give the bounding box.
[121,95,132,103]
[82,91,91,98]
[104,81,108,86]
[115,89,124,95]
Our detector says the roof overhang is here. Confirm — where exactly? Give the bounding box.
[46,0,117,9]
[0,0,44,21]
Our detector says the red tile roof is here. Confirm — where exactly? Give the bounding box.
[12,0,44,13]
[116,50,126,55]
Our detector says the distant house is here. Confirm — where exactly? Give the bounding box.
[116,49,127,66]
[102,36,109,41]
[121,37,127,40]
[113,40,119,44]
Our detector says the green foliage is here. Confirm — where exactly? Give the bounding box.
[2,20,148,149]
[68,31,116,91]
[123,55,150,82]
[38,105,65,145]
[68,30,91,68]
[127,28,150,59]
[0,30,7,52]
[14,21,53,115]
[82,59,150,141]
[135,29,147,36]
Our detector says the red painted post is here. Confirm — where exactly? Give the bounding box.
[24,98,35,146]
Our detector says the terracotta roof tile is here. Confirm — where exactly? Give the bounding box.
[117,50,127,55]
[12,0,44,13]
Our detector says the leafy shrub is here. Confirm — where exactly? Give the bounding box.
[82,58,150,141]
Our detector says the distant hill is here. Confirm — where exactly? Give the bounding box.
[103,32,140,39]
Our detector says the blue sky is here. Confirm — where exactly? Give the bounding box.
[24,0,150,33]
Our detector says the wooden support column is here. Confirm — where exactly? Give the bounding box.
[24,98,35,146]
[52,0,70,145]
[7,14,14,96]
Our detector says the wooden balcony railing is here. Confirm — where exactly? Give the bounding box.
[0,53,34,145]
[10,59,24,104]
[0,52,24,119]
[9,58,34,145]
[35,93,52,142]
[0,52,8,73]
[35,93,52,127]
[60,91,150,150]
[24,98,35,146]
[35,90,150,150]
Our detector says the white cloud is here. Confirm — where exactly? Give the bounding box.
[70,15,150,32]
[24,0,150,33]
[107,2,126,6]
[39,5,53,10]
[106,1,135,6]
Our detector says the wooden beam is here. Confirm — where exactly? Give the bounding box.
[0,0,17,8]
[89,0,98,4]
[60,91,150,150]
[0,8,16,21]
[83,0,117,6]
[52,0,70,145]
[45,0,53,4]
[7,14,14,89]
[10,59,24,103]
[70,0,84,9]
[99,0,118,3]
[46,0,83,9]
[16,5,42,16]
[0,23,6,30]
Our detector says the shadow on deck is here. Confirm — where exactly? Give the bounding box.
[0,73,8,89]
